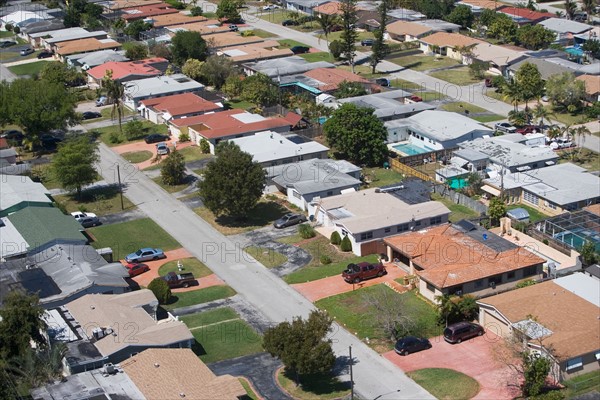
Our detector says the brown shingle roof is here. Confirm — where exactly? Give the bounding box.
[576,74,600,96]
[150,12,207,27]
[186,109,291,139]
[167,20,230,35]
[56,38,122,56]
[458,0,501,10]
[477,280,600,360]
[419,32,483,48]
[141,93,221,117]
[387,20,433,37]
[120,2,179,21]
[303,67,369,92]
[203,32,265,49]
[585,203,600,216]
[121,348,245,399]
[384,224,545,288]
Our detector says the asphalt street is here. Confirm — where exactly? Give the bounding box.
[96,143,435,400]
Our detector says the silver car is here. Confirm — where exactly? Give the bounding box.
[156,142,170,155]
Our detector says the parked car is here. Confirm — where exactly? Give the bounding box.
[40,134,62,147]
[443,321,485,344]
[1,129,24,144]
[37,50,53,59]
[394,336,432,356]
[145,133,170,144]
[161,271,196,288]
[20,47,34,56]
[342,262,386,283]
[484,78,492,88]
[125,248,166,263]
[156,142,170,155]
[549,138,573,150]
[330,24,342,32]
[291,45,310,54]
[282,19,299,26]
[96,96,108,107]
[494,122,517,133]
[375,78,390,87]
[71,211,98,221]
[79,216,101,228]
[273,213,307,228]
[361,38,374,46]
[229,24,239,32]
[82,111,102,120]
[125,263,150,277]
[409,95,423,102]
[262,4,275,10]
[0,41,16,48]
[516,125,537,134]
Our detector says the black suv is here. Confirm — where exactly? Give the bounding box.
[443,321,484,344]
[394,336,431,356]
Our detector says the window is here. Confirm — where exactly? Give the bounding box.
[292,190,301,199]
[426,282,435,292]
[360,231,373,240]
[415,220,422,227]
[384,227,391,233]
[547,202,557,210]
[523,266,537,277]
[566,357,583,371]
[430,216,442,225]
[507,271,515,279]
[326,191,333,196]
[397,223,409,233]
[474,279,483,288]
[523,191,539,206]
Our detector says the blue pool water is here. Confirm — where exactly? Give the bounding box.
[565,46,584,57]
[554,230,600,252]
[392,143,431,156]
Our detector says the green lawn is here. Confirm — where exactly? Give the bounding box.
[0,49,39,62]
[326,30,374,43]
[285,254,379,284]
[559,148,600,172]
[388,54,460,72]
[299,52,335,63]
[95,120,168,147]
[278,39,311,49]
[88,218,181,260]
[152,175,193,194]
[407,368,480,400]
[0,31,15,38]
[245,246,288,268]
[53,185,135,217]
[239,378,259,400]
[472,114,505,123]
[550,109,593,125]
[121,150,153,164]
[246,28,277,38]
[316,286,440,351]
[337,64,380,79]
[180,307,239,327]
[442,101,488,114]
[389,77,425,91]
[224,99,256,111]
[361,167,404,188]
[431,193,479,223]
[564,370,600,398]
[194,200,289,235]
[163,286,237,310]
[259,9,292,24]
[158,257,214,279]
[507,204,549,224]
[8,60,54,76]
[430,67,481,86]
[419,91,447,102]
[278,370,350,400]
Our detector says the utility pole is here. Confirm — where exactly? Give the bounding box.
[349,345,354,400]
[117,164,124,210]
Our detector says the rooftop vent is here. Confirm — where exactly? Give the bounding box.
[154,363,160,368]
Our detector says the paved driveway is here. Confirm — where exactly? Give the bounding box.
[113,140,194,170]
[383,333,520,400]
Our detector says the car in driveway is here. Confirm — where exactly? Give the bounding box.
[20,47,34,56]
[361,38,374,46]
[291,45,310,54]
[37,50,54,59]
[282,19,299,26]
[96,96,108,106]
[495,122,517,133]
[0,41,16,48]
[79,216,101,228]
[125,248,166,263]
[443,321,484,344]
[1,130,24,144]
[125,262,150,277]
[156,142,169,155]
[342,262,386,283]
[228,24,239,32]
[394,336,432,356]
[40,134,63,147]
[273,213,307,228]
[408,95,422,102]
[375,78,390,87]
[71,211,98,221]
[145,133,170,144]
[82,111,102,120]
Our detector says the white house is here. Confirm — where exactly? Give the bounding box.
[123,74,205,110]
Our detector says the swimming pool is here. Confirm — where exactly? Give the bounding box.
[392,143,431,156]
[554,230,600,252]
[565,46,584,57]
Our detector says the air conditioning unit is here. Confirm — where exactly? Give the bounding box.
[103,363,116,375]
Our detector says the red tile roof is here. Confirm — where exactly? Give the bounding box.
[0,138,8,149]
[181,109,291,139]
[284,111,303,127]
[498,6,555,22]
[140,93,221,117]
[303,68,369,92]
[121,3,179,20]
[88,58,167,80]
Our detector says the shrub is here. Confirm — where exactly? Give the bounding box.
[542,239,549,245]
[123,119,145,140]
[178,132,190,142]
[148,278,171,304]
[340,235,352,252]
[200,138,210,154]
[5,24,13,32]
[330,231,341,245]
[165,0,186,9]
[240,30,254,37]
[320,255,332,265]
[190,6,203,16]
[298,223,316,239]
[13,26,20,34]
[516,279,536,289]
[109,131,123,144]
[329,40,343,60]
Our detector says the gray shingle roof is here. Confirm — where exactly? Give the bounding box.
[243,56,335,78]
[271,159,361,195]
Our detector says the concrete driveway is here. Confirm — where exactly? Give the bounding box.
[383,332,521,400]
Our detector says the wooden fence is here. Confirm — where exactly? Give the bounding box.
[389,158,435,182]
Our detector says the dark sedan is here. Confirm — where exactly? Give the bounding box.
[282,19,299,26]
[40,134,63,148]
[361,39,374,46]
[37,50,54,59]
[0,41,16,48]
[144,133,170,144]
[82,111,102,120]
[394,336,432,356]
[291,46,310,54]
[1,130,24,144]
[274,213,307,229]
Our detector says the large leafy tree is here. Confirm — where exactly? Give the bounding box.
[340,0,359,72]
[171,31,208,66]
[182,58,205,81]
[161,149,186,186]
[317,13,339,44]
[240,73,278,107]
[522,352,551,397]
[335,80,367,98]
[516,25,555,50]
[198,142,265,218]
[52,135,99,198]
[369,0,390,74]
[39,62,81,85]
[216,0,242,22]
[487,13,518,43]
[263,310,336,385]
[124,20,153,40]
[123,42,149,60]
[199,55,237,88]
[545,72,586,111]
[0,292,47,360]
[446,5,474,28]
[323,103,388,167]
[515,62,544,107]
[479,9,497,27]
[488,196,506,227]
[583,39,600,59]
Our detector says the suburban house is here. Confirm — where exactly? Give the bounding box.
[217,41,294,63]
[387,8,426,22]
[86,58,168,85]
[283,0,331,15]
[228,130,329,167]
[67,49,129,70]
[386,20,433,42]
[316,181,450,256]
[57,290,194,373]
[123,74,205,110]
[385,110,494,150]
[269,159,362,212]
[418,32,483,60]
[468,43,527,76]
[332,90,436,121]
[99,0,163,12]
[0,243,130,308]
[243,55,335,78]
[280,67,372,98]
[383,220,546,303]
[146,12,208,28]
[482,163,600,215]
[539,18,592,44]
[166,20,231,36]
[497,6,554,25]
[456,0,501,13]
[507,57,583,80]
[119,2,180,22]
[138,93,222,124]
[27,27,93,47]
[201,32,267,50]
[40,29,109,49]
[54,38,122,61]
[0,144,17,167]
[576,74,600,103]
[0,175,52,217]
[18,19,65,37]
[184,109,292,152]
[477,273,600,381]
[417,19,460,33]
[0,10,55,30]
[313,1,345,15]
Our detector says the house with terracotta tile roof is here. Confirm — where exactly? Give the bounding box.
[147,12,208,28]
[203,31,267,49]
[387,20,433,42]
[184,109,292,151]
[121,349,246,399]
[100,0,164,11]
[87,57,168,85]
[497,6,554,25]
[139,93,222,124]
[167,20,230,36]
[576,74,600,103]
[54,38,122,61]
[120,2,179,22]
[418,32,483,61]
[218,41,294,63]
[477,273,600,381]
[456,0,501,12]
[280,67,371,98]
[383,221,546,303]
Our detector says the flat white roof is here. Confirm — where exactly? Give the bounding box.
[232,112,266,124]
[0,175,51,211]
[0,217,28,259]
[229,131,329,164]
[554,273,600,307]
[399,110,493,141]
[30,27,89,39]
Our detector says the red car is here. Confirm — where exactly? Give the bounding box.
[125,263,150,277]
[342,262,387,283]
[516,125,537,134]
[409,95,423,102]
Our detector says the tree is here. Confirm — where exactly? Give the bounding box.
[564,0,577,19]
[103,70,125,132]
[124,19,153,40]
[171,31,208,66]
[329,40,344,60]
[182,58,204,81]
[39,62,80,85]
[217,0,242,22]
[515,62,544,107]
[200,138,210,153]
[335,80,367,98]
[369,0,390,73]
[508,110,528,126]
[533,103,550,133]
[241,73,278,107]
[435,294,479,326]
[582,0,595,22]
[52,135,99,198]
[190,6,203,16]
[198,142,265,218]
[522,352,552,397]
[123,42,149,60]
[582,38,600,59]
[200,55,237,88]
[487,14,518,43]
[479,9,497,27]
[503,80,524,112]
[123,119,144,140]
[446,5,474,28]
[362,285,416,340]
[579,241,598,266]
[488,196,506,226]
[330,231,341,245]
[340,235,352,251]
[323,103,388,166]
[0,292,47,360]
[413,0,453,19]
[545,72,586,111]
[161,149,186,186]
[339,0,359,72]
[222,74,243,99]
[150,42,172,60]
[516,24,555,50]
[148,278,171,304]
[317,13,339,44]
[263,310,336,385]
[468,61,488,79]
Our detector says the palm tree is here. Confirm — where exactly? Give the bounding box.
[103,70,125,133]
[503,80,523,112]
[533,103,551,133]
[582,0,595,22]
[564,0,578,20]
[573,125,591,155]
[508,110,528,127]
[317,13,339,45]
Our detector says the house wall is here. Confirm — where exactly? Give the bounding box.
[418,279,444,303]
[194,125,291,153]
[520,189,599,216]
[559,350,600,381]
[386,125,410,144]
[106,339,194,366]
[477,304,511,337]
[408,128,491,150]
[289,183,361,211]
[258,150,329,168]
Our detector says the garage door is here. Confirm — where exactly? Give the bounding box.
[482,311,510,338]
